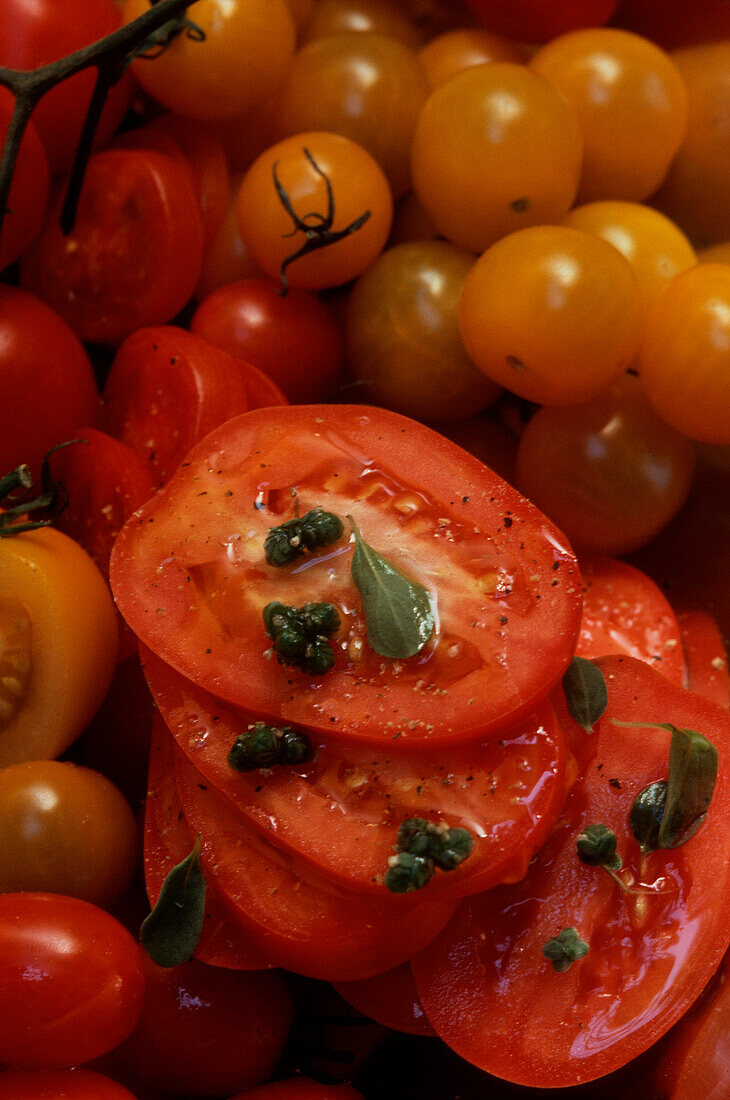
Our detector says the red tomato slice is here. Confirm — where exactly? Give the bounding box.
[170,740,456,982]
[678,610,729,708]
[110,405,582,746]
[102,325,251,488]
[334,963,436,1037]
[412,655,730,1089]
[143,646,570,901]
[145,714,269,972]
[575,556,685,685]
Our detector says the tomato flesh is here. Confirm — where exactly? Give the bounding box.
[111,406,582,746]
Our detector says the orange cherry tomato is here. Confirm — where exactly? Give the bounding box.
[270,32,429,198]
[0,760,137,909]
[563,201,697,318]
[458,225,641,405]
[514,372,696,555]
[410,62,583,254]
[652,41,730,247]
[0,525,118,767]
[345,239,501,422]
[637,262,730,444]
[236,132,392,290]
[300,0,423,48]
[418,27,526,89]
[530,28,688,203]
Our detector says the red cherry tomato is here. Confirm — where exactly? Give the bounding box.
[464,0,621,43]
[0,89,49,274]
[0,1067,139,1099]
[190,277,345,403]
[0,893,145,1069]
[229,1079,365,1100]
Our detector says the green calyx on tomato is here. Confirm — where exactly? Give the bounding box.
[140,834,206,968]
[132,11,206,61]
[384,816,474,894]
[228,722,314,772]
[541,927,590,973]
[0,441,81,538]
[273,147,371,293]
[263,599,340,675]
[265,506,344,567]
[349,515,435,661]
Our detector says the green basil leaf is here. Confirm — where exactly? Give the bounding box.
[562,657,608,733]
[348,516,435,659]
[658,723,718,849]
[140,836,206,968]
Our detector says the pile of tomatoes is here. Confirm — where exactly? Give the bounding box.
[1,0,730,1097]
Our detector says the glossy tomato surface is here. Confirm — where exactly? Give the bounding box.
[0,893,145,1069]
[110,405,582,747]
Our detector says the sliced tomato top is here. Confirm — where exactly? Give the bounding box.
[144,647,570,901]
[111,406,582,745]
[412,655,730,1089]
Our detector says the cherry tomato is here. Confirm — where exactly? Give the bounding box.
[529,28,688,203]
[418,27,526,89]
[236,132,393,291]
[638,263,730,444]
[20,149,204,346]
[458,225,641,406]
[463,0,620,42]
[563,201,697,319]
[0,893,145,1069]
[344,239,501,422]
[0,525,118,768]
[270,32,429,198]
[412,654,730,1088]
[0,760,137,909]
[122,0,297,120]
[514,372,695,555]
[300,0,422,48]
[0,1068,139,1099]
[112,949,294,1096]
[410,62,583,254]
[191,277,345,404]
[612,0,730,50]
[102,325,251,487]
[229,1079,365,1100]
[0,0,133,173]
[652,41,730,247]
[0,286,100,482]
[0,90,48,275]
[110,405,582,748]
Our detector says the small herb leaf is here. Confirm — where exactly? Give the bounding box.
[542,927,589,973]
[140,836,206,968]
[659,723,718,849]
[348,516,434,659]
[562,657,608,732]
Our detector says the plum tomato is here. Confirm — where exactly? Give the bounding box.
[109,405,583,748]
[410,62,583,253]
[190,277,345,404]
[412,655,730,1088]
[112,949,294,1097]
[0,893,145,1069]
[236,132,393,291]
[0,524,118,767]
[0,286,100,483]
[0,760,137,909]
[20,149,204,346]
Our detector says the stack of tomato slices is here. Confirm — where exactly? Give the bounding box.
[110,405,730,1089]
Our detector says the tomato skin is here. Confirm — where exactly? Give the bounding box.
[229,1079,365,1100]
[0,90,48,274]
[678,611,729,708]
[112,950,294,1096]
[0,1067,140,1099]
[0,760,137,910]
[190,277,345,404]
[334,963,436,1037]
[110,404,582,748]
[0,525,118,768]
[0,286,100,483]
[0,0,133,173]
[0,893,145,1070]
[20,150,204,346]
[413,655,730,1088]
[464,0,620,42]
[102,325,251,487]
